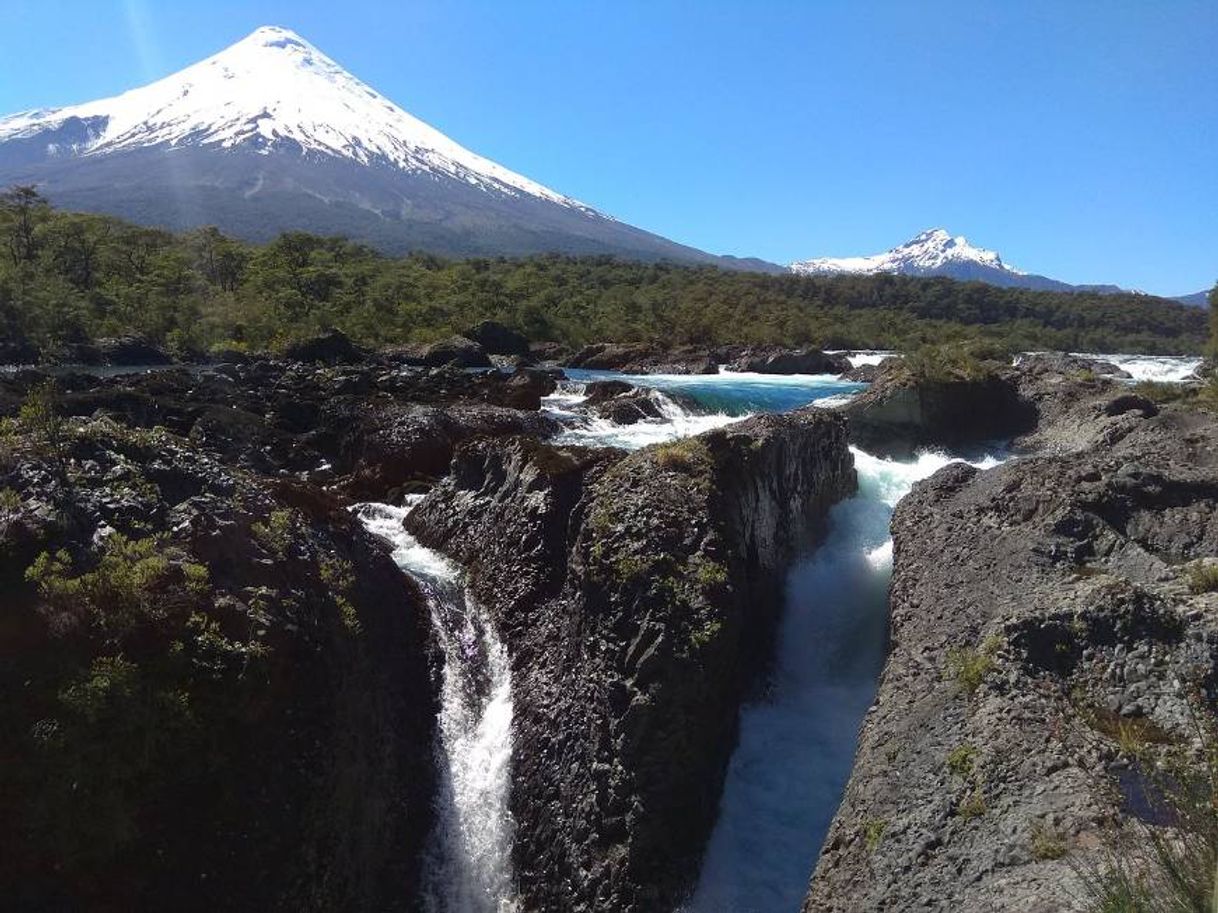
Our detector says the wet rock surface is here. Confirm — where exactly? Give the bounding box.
[407,409,856,912]
[805,402,1218,912]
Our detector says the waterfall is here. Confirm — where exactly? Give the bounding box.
[685,448,1001,913]
[355,502,519,913]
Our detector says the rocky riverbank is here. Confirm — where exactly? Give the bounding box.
[806,371,1218,912]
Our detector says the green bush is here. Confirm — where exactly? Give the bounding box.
[25,533,206,637]
[1184,561,1218,594]
[1077,695,1217,912]
[946,634,1002,695]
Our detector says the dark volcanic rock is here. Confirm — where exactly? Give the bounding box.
[841,361,1036,457]
[95,335,172,365]
[804,405,1218,913]
[0,417,437,913]
[563,343,718,375]
[581,379,635,405]
[839,362,881,382]
[0,335,39,365]
[407,410,856,912]
[394,334,493,369]
[590,390,666,425]
[463,320,530,356]
[282,328,367,364]
[335,401,560,499]
[729,346,851,375]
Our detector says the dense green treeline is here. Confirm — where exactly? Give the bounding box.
[0,188,1210,357]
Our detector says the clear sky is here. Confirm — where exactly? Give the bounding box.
[1,0,1215,295]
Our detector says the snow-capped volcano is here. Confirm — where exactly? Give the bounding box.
[790,228,1128,294]
[0,26,588,212]
[791,228,1023,278]
[0,26,774,266]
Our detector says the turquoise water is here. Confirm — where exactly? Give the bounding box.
[560,367,866,416]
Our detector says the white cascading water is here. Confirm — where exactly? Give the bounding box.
[684,448,1001,913]
[355,502,519,913]
[1071,352,1204,383]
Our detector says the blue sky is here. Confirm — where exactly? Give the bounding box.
[1,0,1215,295]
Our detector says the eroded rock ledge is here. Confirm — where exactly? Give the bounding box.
[805,401,1218,912]
[407,408,857,911]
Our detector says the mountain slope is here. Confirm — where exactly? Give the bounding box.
[0,26,779,269]
[790,228,1125,294]
[1173,289,1211,308]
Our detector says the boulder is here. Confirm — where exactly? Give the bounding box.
[407,410,856,912]
[282,328,367,364]
[730,347,851,375]
[463,320,530,356]
[334,401,560,499]
[564,343,717,375]
[395,335,493,369]
[841,361,1036,457]
[95,335,172,366]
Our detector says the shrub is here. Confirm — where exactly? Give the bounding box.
[1077,693,1218,912]
[689,617,722,650]
[689,555,728,588]
[862,817,887,852]
[957,789,987,820]
[902,340,1013,383]
[0,486,21,512]
[947,743,978,779]
[946,634,1001,695]
[252,509,296,558]
[25,534,206,638]
[18,380,67,465]
[1030,820,1067,860]
[1184,560,1218,595]
[651,437,711,472]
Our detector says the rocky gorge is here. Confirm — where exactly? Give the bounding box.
[0,329,1214,912]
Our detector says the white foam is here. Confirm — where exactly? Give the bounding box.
[354,501,519,912]
[686,446,1002,912]
[1072,352,1204,384]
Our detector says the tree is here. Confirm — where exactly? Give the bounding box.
[1209,281,1217,357]
[1,185,50,266]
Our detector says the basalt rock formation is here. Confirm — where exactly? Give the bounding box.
[727,346,851,375]
[563,343,719,375]
[805,399,1218,912]
[0,359,559,498]
[840,359,1037,457]
[0,415,437,912]
[407,409,856,911]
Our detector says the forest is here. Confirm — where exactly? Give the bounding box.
[0,187,1211,358]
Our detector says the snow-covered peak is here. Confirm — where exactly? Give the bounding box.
[790,228,1023,277]
[0,25,591,212]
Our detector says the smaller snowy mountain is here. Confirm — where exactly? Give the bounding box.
[790,228,1124,294]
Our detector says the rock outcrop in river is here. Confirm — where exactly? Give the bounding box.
[407,409,857,911]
